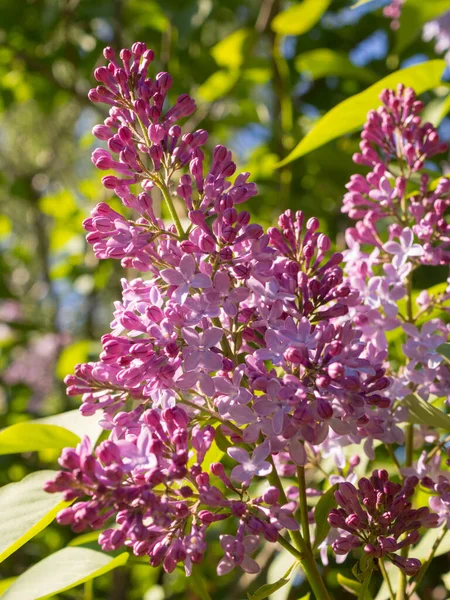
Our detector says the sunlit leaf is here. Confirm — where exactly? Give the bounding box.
[421,93,450,126]
[295,49,377,83]
[0,471,68,563]
[0,215,11,237]
[198,70,239,102]
[404,393,450,429]
[247,561,297,600]
[337,574,361,596]
[211,29,252,69]
[1,548,128,599]
[414,525,450,561]
[313,484,338,549]
[437,343,450,364]
[0,409,102,455]
[0,423,78,455]
[395,0,450,54]
[272,0,331,36]
[56,340,90,379]
[278,60,446,165]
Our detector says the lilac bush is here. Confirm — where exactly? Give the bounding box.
[45,43,450,599]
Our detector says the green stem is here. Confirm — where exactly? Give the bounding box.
[84,580,93,600]
[407,524,448,598]
[396,422,414,600]
[297,466,311,549]
[277,533,305,562]
[358,566,373,600]
[158,181,185,238]
[211,316,233,359]
[267,457,331,600]
[379,559,395,600]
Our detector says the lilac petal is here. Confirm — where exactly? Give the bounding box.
[223,299,237,317]
[272,408,285,435]
[253,439,271,464]
[241,555,260,574]
[213,377,235,394]
[180,254,195,279]
[201,327,223,348]
[383,241,402,255]
[175,371,198,389]
[198,373,215,396]
[255,460,272,477]
[227,447,250,464]
[277,512,299,530]
[243,422,260,443]
[217,557,235,576]
[243,535,260,554]
[401,227,413,248]
[214,271,230,293]
[160,268,185,285]
[230,464,251,483]
[202,350,223,371]
[220,535,235,551]
[191,273,212,289]
[182,327,200,347]
[228,404,255,425]
[173,283,189,304]
[408,244,424,257]
[289,438,306,466]
[184,350,202,372]
[253,399,275,416]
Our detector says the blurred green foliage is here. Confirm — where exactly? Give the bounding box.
[1,0,450,598]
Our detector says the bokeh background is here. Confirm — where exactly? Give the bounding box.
[1,0,450,598]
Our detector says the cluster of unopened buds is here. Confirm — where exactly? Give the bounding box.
[46,41,450,598]
[328,470,439,575]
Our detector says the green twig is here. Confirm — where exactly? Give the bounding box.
[407,524,449,598]
[358,566,373,600]
[379,559,395,600]
[297,465,311,549]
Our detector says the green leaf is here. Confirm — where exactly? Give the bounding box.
[0,471,68,563]
[295,49,377,83]
[278,60,446,165]
[351,0,374,6]
[0,579,15,595]
[56,340,90,379]
[211,29,252,69]
[413,526,450,561]
[297,595,311,600]
[247,562,297,600]
[337,574,361,596]
[198,69,240,102]
[421,93,450,126]
[272,0,331,36]
[188,564,212,600]
[437,343,450,364]
[0,423,78,455]
[1,548,129,599]
[404,393,450,430]
[0,409,102,455]
[313,484,338,549]
[394,0,450,54]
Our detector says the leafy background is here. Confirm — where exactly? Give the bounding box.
[1,0,450,598]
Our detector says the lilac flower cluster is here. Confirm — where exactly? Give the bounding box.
[383,0,405,30]
[328,470,439,575]
[45,406,297,574]
[46,42,449,592]
[342,86,450,421]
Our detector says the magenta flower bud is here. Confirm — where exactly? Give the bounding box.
[92,124,113,140]
[333,537,357,555]
[132,41,147,57]
[317,233,331,252]
[263,487,280,505]
[199,234,216,254]
[327,511,346,528]
[327,362,345,380]
[306,217,320,232]
[56,508,74,525]
[198,510,228,523]
[58,448,80,470]
[379,537,397,553]
[317,398,333,420]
